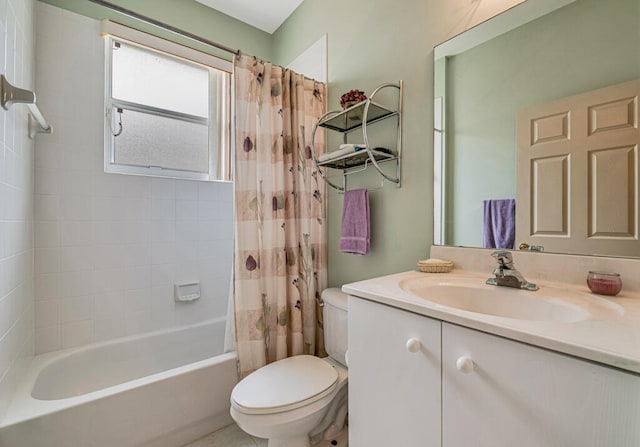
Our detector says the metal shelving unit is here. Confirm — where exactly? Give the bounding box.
[311,81,403,193]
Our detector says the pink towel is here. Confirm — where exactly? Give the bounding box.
[339,189,370,255]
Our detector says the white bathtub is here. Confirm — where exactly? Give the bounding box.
[0,319,237,447]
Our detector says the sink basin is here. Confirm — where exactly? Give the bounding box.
[399,278,621,322]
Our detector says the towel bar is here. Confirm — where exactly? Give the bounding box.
[1,74,52,139]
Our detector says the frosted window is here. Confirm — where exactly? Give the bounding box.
[104,32,231,182]
[112,41,209,118]
[113,108,209,173]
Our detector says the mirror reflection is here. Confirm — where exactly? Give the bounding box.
[434,0,640,257]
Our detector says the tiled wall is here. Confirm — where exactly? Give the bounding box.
[33,3,234,354]
[0,0,36,420]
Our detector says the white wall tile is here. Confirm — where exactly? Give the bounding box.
[176,200,198,221]
[60,295,94,323]
[59,271,95,297]
[152,220,175,243]
[120,175,151,198]
[60,221,94,246]
[35,324,61,355]
[152,177,175,199]
[175,220,198,243]
[60,245,94,271]
[34,194,59,221]
[124,288,152,313]
[61,320,93,349]
[34,221,60,248]
[151,263,175,287]
[34,248,60,274]
[175,180,198,200]
[34,167,62,196]
[60,195,93,221]
[123,266,151,291]
[152,199,175,221]
[0,0,35,416]
[94,291,125,318]
[35,299,60,328]
[93,317,125,342]
[59,169,94,197]
[125,311,153,335]
[35,273,60,300]
[31,4,234,357]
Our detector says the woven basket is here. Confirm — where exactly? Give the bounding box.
[417,259,453,273]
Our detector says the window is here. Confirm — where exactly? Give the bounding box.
[103,22,232,181]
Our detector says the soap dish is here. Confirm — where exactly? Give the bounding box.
[417,258,453,273]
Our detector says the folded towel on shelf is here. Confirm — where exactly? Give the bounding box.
[339,188,370,255]
[317,144,366,163]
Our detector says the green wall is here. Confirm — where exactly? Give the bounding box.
[38,0,273,61]
[444,0,640,248]
[272,0,524,286]
[38,0,524,287]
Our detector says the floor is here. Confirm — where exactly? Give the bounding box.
[182,424,267,447]
[182,423,349,447]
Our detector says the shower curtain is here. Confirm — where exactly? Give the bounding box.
[233,53,327,377]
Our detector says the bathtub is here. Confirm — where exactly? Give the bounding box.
[0,319,237,447]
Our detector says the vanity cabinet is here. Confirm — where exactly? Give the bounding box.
[442,323,640,447]
[348,297,640,447]
[348,296,441,446]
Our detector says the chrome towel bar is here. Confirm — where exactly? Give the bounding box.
[1,74,52,139]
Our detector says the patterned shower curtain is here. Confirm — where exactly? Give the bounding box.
[233,53,327,377]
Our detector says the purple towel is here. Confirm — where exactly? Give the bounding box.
[340,189,370,255]
[483,199,516,249]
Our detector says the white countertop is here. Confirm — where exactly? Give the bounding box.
[343,269,640,374]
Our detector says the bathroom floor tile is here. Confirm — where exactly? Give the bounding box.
[181,423,266,447]
[316,428,349,447]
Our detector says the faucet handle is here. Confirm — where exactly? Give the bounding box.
[491,250,514,268]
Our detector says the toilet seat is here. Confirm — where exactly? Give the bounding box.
[231,355,339,415]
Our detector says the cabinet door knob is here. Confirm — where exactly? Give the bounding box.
[456,355,475,373]
[406,338,422,353]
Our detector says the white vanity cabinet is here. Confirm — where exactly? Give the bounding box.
[348,296,640,447]
[442,322,640,447]
[348,296,442,447]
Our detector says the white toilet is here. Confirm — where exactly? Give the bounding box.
[230,288,349,447]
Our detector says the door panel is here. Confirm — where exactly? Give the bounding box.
[516,79,640,255]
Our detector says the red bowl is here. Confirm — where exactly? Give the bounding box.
[587,272,622,296]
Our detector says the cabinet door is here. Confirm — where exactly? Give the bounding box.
[348,297,441,447]
[442,323,640,447]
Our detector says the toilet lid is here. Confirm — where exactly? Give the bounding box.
[231,355,338,415]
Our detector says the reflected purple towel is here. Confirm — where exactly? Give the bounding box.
[483,199,516,249]
[340,189,370,255]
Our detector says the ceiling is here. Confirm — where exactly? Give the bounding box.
[194,0,304,34]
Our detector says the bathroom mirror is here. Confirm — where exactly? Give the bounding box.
[433,0,640,257]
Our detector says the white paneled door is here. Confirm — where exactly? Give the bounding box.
[516,79,640,256]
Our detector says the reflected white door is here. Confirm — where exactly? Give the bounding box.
[516,79,640,256]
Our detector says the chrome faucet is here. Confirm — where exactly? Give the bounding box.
[486,250,538,291]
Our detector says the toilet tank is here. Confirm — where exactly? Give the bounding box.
[322,288,348,367]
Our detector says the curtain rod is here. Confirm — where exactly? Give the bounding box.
[87,0,240,56]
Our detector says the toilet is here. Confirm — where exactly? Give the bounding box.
[230,288,349,447]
